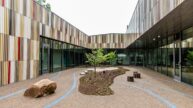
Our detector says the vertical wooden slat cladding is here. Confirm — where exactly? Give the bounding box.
[126,0,185,42]
[27,60,30,79]
[8,61,10,84]
[0,0,185,86]
[14,37,18,61]
[88,33,132,49]
[9,36,14,61]
[18,37,20,61]
[15,61,19,82]
[0,34,3,62]
[2,0,4,7]
[2,61,8,85]
[23,0,26,16]
[22,60,27,80]
[4,35,9,61]
[0,61,2,86]
[10,61,16,84]
[18,61,23,81]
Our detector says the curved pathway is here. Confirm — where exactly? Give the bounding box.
[0,67,193,108]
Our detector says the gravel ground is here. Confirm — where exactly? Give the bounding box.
[0,66,193,108]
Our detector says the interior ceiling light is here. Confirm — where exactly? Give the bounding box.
[153,38,156,41]
[158,35,160,38]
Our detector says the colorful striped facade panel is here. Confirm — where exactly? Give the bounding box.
[1,0,185,86]
[127,0,184,39]
[0,34,4,61]
[88,34,134,49]
[0,33,39,86]
[0,60,39,85]
[0,1,89,47]
[0,61,2,86]
[1,61,8,85]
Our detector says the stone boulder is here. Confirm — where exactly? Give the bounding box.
[24,79,57,98]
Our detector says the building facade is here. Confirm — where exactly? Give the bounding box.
[0,0,193,86]
[126,0,193,85]
[0,0,89,86]
[88,33,134,49]
[0,0,133,86]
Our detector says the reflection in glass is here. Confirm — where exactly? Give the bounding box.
[62,43,67,69]
[161,37,168,75]
[40,38,50,74]
[52,41,62,72]
[182,27,193,85]
[167,36,174,77]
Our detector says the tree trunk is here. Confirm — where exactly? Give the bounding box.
[94,65,97,77]
[94,65,96,73]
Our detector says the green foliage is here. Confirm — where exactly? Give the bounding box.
[36,0,45,5]
[36,0,51,11]
[45,3,51,11]
[186,51,193,65]
[105,51,117,65]
[86,48,106,67]
[85,49,117,72]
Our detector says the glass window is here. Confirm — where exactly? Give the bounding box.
[62,43,67,69]
[158,40,162,73]
[167,36,174,77]
[161,37,168,75]
[52,41,62,72]
[67,44,74,67]
[181,27,193,85]
[65,44,70,67]
[40,38,51,74]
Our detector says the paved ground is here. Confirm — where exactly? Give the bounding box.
[0,66,193,108]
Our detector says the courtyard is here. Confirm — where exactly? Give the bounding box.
[0,67,193,108]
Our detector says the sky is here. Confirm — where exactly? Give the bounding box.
[46,0,138,35]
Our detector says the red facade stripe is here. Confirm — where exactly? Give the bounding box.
[18,37,20,61]
[8,61,11,84]
[2,0,5,6]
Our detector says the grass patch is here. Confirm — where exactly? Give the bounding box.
[78,67,129,96]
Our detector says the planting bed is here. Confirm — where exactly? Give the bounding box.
[78,67,129,96]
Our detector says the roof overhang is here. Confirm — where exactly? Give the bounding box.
[127,0,193,49]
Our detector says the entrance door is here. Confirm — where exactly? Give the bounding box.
[174,40,181,81]
[42,43,50,74]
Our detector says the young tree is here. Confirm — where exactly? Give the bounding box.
[86,48,106,73]
[86,49,117,72]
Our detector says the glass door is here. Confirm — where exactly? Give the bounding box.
[42,43,50,74]
[62,43,67,69]
[40,37,51,74]
[174,40,181,81]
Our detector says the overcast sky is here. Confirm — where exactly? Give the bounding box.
[46,0,138,35]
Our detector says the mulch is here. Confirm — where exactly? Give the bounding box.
[78,67,129,96]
